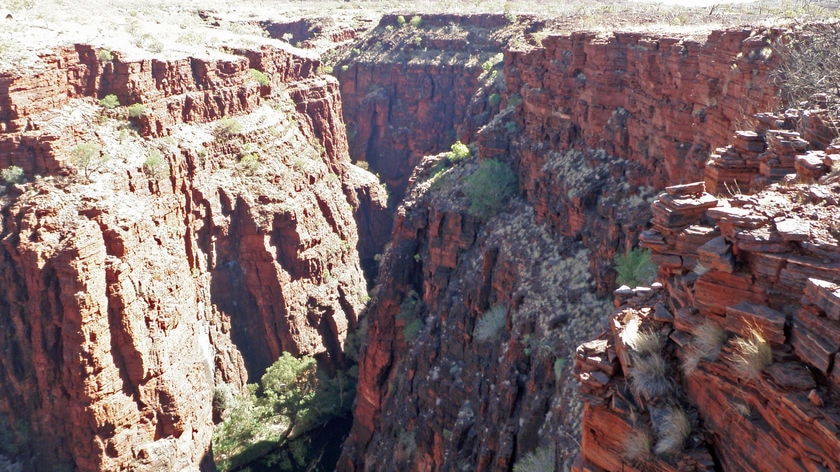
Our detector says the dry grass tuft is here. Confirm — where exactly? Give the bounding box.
[653,406,691,456]
[623,430,652,464]
[682,320,727,374]
[730,328,772,380]
[629,352,672,401]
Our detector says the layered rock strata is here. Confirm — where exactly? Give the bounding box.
[341,25,792,471]
[575,105,840,471]
[0,42,383,471]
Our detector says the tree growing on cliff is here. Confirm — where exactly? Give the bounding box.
[69,142,109,182]
[212,352,356,471]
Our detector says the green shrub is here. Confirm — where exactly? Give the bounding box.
[507,94,522,108]
[487,93,502,107]
[214,117,243,139]
[614,248,656,287]
[464,159,517,218]
[99,94,119,109]
[97,49,114,62]
[396,15,406,27]
[409,15,422,28]
[397,290,423,340]
[250,68,270,86]
[127,103,146,118]
[513,446,555,472]
[1,165,24,185]
[504,121,517,133]
[474,305,507,341]
[447,141,470,163]
[143,150,168,179]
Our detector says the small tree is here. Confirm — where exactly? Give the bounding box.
[70,142,109,181]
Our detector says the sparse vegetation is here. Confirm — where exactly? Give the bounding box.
[143,150,168,179]
[397,290,423,341]
[70,142,109,181]
[409,15,423,28]
[238,152,259,174]
[614,248,656,287]
[487,93,502,107]
[771,25,840,109]
[682,321,727,374]
[97,49,113,62]
[447,141,470,163]
[513,446,555,472]
[623,430,652,463]
[127,103,146,118]
[653,406,691,456]
[1,166,24,185]
[214,117,243,139]
[624,320,671,401]
[250,68,270,86]
[629,352,672,401]
[99,94,120,109]
[730,328,772,380]
[473,305,507,341]
[464,159,517,218]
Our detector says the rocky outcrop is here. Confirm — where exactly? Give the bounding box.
[0,41,382,471]
[574,105,840,471]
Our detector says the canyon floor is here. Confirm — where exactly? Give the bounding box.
[2,1,840,471]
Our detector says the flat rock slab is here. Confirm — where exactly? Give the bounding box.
[665,181,706,197]
[707,206,769,228]
[775,218,810,242]
[724,301,786,345]
[804,278,840,321]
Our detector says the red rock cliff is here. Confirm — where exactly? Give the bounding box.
[341,26,786,471]
[0,41,384,471]
[574,105,840,471]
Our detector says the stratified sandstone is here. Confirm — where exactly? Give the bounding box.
[0,40,382,471]
[341,23,792,472]
[575,103,840,471]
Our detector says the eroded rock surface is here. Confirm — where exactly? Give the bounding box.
[0,42,383,471]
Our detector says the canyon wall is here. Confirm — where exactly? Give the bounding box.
[574,106,840,471]
[341,25,784,470]
[0,41,383,471]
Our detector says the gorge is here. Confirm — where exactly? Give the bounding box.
[1,2,839,471]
